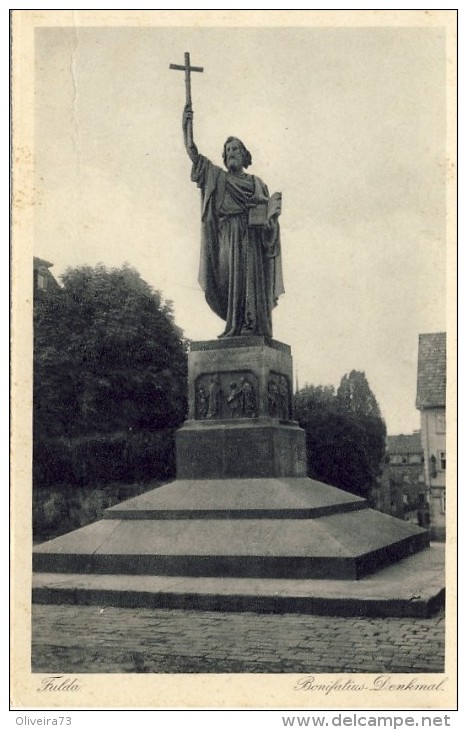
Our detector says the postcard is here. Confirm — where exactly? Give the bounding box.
[10,9,457,712]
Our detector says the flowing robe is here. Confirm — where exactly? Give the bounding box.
[192,155,284,338]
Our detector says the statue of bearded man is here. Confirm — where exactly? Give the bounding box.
[183,104,284,338]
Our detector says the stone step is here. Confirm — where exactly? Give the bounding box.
[32,544,445,618]
[33,509,429,580]
[103,477,367,520]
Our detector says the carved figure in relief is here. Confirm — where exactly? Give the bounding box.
[267,379,279,417]
[239,377,256,418]
[227,382,242,418]
[279,378,290,420]
[197,385,209,419]
[206,374,222,419]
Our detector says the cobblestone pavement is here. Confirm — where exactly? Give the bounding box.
[31,604,445,674]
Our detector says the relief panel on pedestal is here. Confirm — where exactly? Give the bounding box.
[195,371,258,420]
[267,371,292,420]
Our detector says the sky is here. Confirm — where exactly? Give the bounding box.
[33,23,448,435]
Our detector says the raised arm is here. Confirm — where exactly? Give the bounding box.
[182,104,199,164]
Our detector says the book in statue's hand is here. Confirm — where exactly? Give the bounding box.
[248,203,268,227]
[248,193,282,227]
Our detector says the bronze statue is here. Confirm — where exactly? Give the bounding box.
[171,53,284,338]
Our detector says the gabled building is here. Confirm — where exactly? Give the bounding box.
[385,432,426,520]
[375,432,425,521]
[416,332,446,540]
[33,257,60,297]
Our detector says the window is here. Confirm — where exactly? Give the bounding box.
[436,414,446,434]
[36,272,47,290]
[441,490,446,514]
[438,451,446,471]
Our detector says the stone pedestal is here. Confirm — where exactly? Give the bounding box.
[177,420,306,479]
[177,337,307,479]
[187,337,294,421]
[32,335,438,617]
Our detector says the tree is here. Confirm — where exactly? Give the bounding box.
[336,370,382,419]
[294,373,386,500]
[336,370,387,490]
[34,263,188,439]
[294,384,336,421]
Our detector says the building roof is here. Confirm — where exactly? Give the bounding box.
[33,256,53,270]
[416,332,446,409]
[386,432,422,455]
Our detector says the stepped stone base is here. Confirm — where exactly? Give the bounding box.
[34,478,430,583]
[32,337,442,617]
[32,543,445,618]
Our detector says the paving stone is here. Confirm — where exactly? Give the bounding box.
[32,604,445,674]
